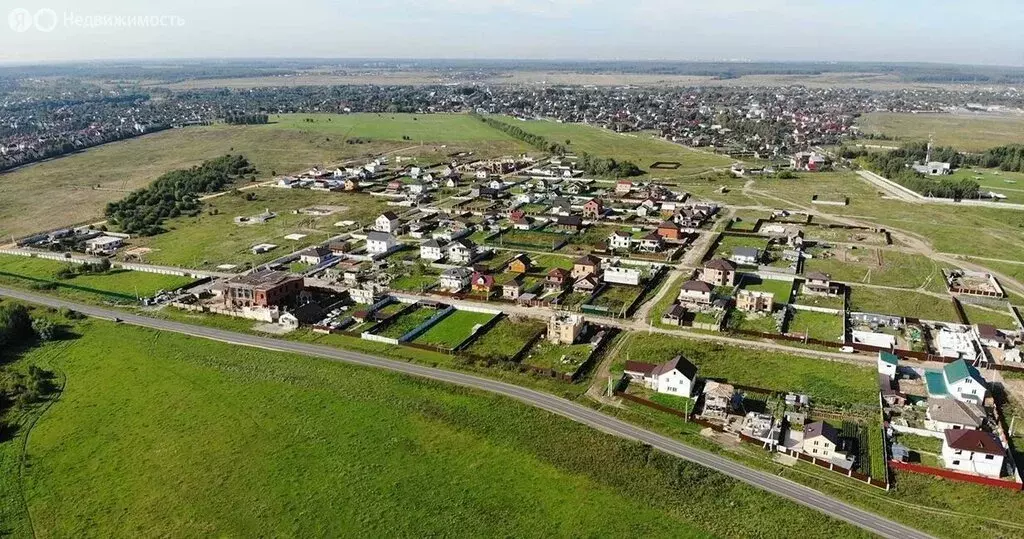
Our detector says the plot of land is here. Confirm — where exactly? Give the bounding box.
[272,112,527,143]
[523,339,594,371]
[857,111,1024,152]
[848,286,960,322]
[961,304,1019,330]
[739,275,794,303]
[464,318,545,361]
[711,234,768,263]
[121,189,388,269]
[0,254,193,304]
[788,310,845,342]
[587,284,644,315]
[374,306,439,339]
[804,249,942,290]
[413,310,497,349]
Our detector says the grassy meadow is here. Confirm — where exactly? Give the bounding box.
[0,254,192,304]
[856,112,1024,152]
[0,319,867,538]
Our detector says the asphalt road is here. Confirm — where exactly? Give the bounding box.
[0,286,932,539]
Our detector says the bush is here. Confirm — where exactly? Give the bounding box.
[32,318,58,341]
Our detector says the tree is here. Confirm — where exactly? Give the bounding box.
[32,318,57,341]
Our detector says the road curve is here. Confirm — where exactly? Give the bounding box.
[0,286,931,539]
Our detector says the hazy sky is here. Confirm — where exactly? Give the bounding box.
[1,0,1021,65]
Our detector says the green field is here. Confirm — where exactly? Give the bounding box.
[121,188,388,269]
[0,254,193,304]
[523,339,594,371]
[947,168,1024,204]
[614,334,877,408]
[961,304,1019,329]
[848,286,960,322]
[803,249,944,290]
[0,113,527,241]
[375,306,439,339]
[788,310,845,342]
[464,318,545,361]
[413,310,497,349]
[496,117,733,179]
[857,112,1024,152]
[739,275,794,303]
[588,284,644,314]
[0,319,871,538]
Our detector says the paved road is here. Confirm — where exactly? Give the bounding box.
[0,286,931,539]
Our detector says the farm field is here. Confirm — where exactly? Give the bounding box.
[856,112,1024,152]
[613,333,877,407]
[788,310,845,342]
[847,286,960,322]
[464,317,544,361]
[121,188,389,269]
[0,254,193,304]
[0,113,527,241]
[0,319,862,538]
[413,310,497,349]
[496,116,733,179]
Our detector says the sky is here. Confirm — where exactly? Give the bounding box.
[0,0,1022,65]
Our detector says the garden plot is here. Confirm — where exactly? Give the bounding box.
[372,306,439,340]
[787,310,845,342]
[848,286,959,322]
[961,304,1019,330]
[413,310,497,349]
[464,318,545,361]
[739,275,794,303]
[586,284,645,316]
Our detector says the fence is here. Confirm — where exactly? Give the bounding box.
[889,460,1022,491]
[780,447,889,489]
[398,305,455,343]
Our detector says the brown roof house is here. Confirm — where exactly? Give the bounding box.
[701,258,736,287]
[678,280,713,307]
[623,355,698,397]
[571,254,602,280]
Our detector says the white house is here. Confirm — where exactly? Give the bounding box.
[603,265,642,286]
[941,429,1005,478]
[298,246,331,265]
[608,231,633,251]
[375,212,401,234]
[84,235,124,255]
[366,232,400,255]
[678,280,713,306]
[623,355,698,397]
[420,239,447,261]
[801,421,850,467]
[878,351,899,380]
[931,359,987,405]
[446,239,477,264]
[731,247,760,265]
[439,267,472,292]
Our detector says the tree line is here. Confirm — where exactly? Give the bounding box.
[105,154,254,236]
[224,113,269,125]
[472,114,568,155]
[859,142,979,200]
[0,304,59,435]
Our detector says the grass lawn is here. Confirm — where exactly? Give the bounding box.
[739,275,794,303]
[788,310,845,342]
[614,334,878,407]
[375,307,439,339]
[0,319,865,538]
[730,310,781,334]
[857,111,1024,152]
[946,168,1024,204]
[464,318,545,361]
[588,284,644,315]
[803,249,941,289]
[848,286,959,322]
[0,254,193,304]
[531,254,575,271]
[961,304,1019,330]
[413,310,497,349]
[495,229,567,251]
[389,270,439,293]
[121,189,388,269]
[523,339,594,371]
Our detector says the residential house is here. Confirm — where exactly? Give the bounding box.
[501,278,523,300]
[878,351,899,380]
[804,272,842,296]
[446,239,478,264]
[224,270,304,309]
[366,232,400,255]
[375,212,401,234]
[555,215,584,233]
[802,421,846,462]
[582,199,603,219]
[298,246,331,266]
[84,235,124,255]
[507,254,532,274]
[573,275,601,294]
[603,265,642,286]
[636,232,665,253]
[279,302,325,329]
[678,280,713,306]
[439,267,472,292]
[731,247,760,265]
[548,313,585,344]
[471,272,496,295]
[736,290,774,313]
[701,258,737,286]
[615,180,633,196]
[545,268,570,292]
[941,429,1005,478]
[420,239,447,261]
[926,359,987,405]
[927,398,986,431]
[328,241,352,257]
[975,324,1008,349]
[791,152,832,172]
[572,254,602,280]
[661,304,687,326]
[656,221,682,240]
[511,216,534,230]
[623,355,698,397]
[879,374,907,407]
[702,381,737,421]
[608,231,633,251]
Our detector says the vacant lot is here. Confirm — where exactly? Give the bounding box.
[464,318,545,361]
[788,310,845,342]
[739,275,794,303]
[857,112,1024,152]
[375,306,438,339]
[961,304,1019,329]
[121,188,388,269]
[1,320,864,538]
[804,249,943,290]
[848,286,960,322]
[614,334,877,407]
[413,310,497,349]
[0,254,192,304]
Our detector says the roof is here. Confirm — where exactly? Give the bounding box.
[380,211,399,220]
[574,254,600,266]
[289,302,325,324]
[944,429,1004,456]
[547,267,569,278]
[927,398,986,428]
[879,351,899,366]
[878,373,898,395]
[924,370,949,397]
[806,271,832,282]
[703,258,736,272]
[665,304,687,318]
[624,360,657,376]
[557,215,583,226]
[803,421,839,444]
[682,280,713,293]
[976,323,1002,340]
[654,355,698,380]
[703,380,735,399]
[441,267,472,278]
[943,359,985,386]
[733,247,760,258]
[366,231,396,242]
[422,239,445,248]
[300,245,330,257]
[227,269,301,289]
[657,221,680,230]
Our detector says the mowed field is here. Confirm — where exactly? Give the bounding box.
[0,320,862,538]
[496,117,733,178]
[857,112,1024,152]
[0,113,528,240]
